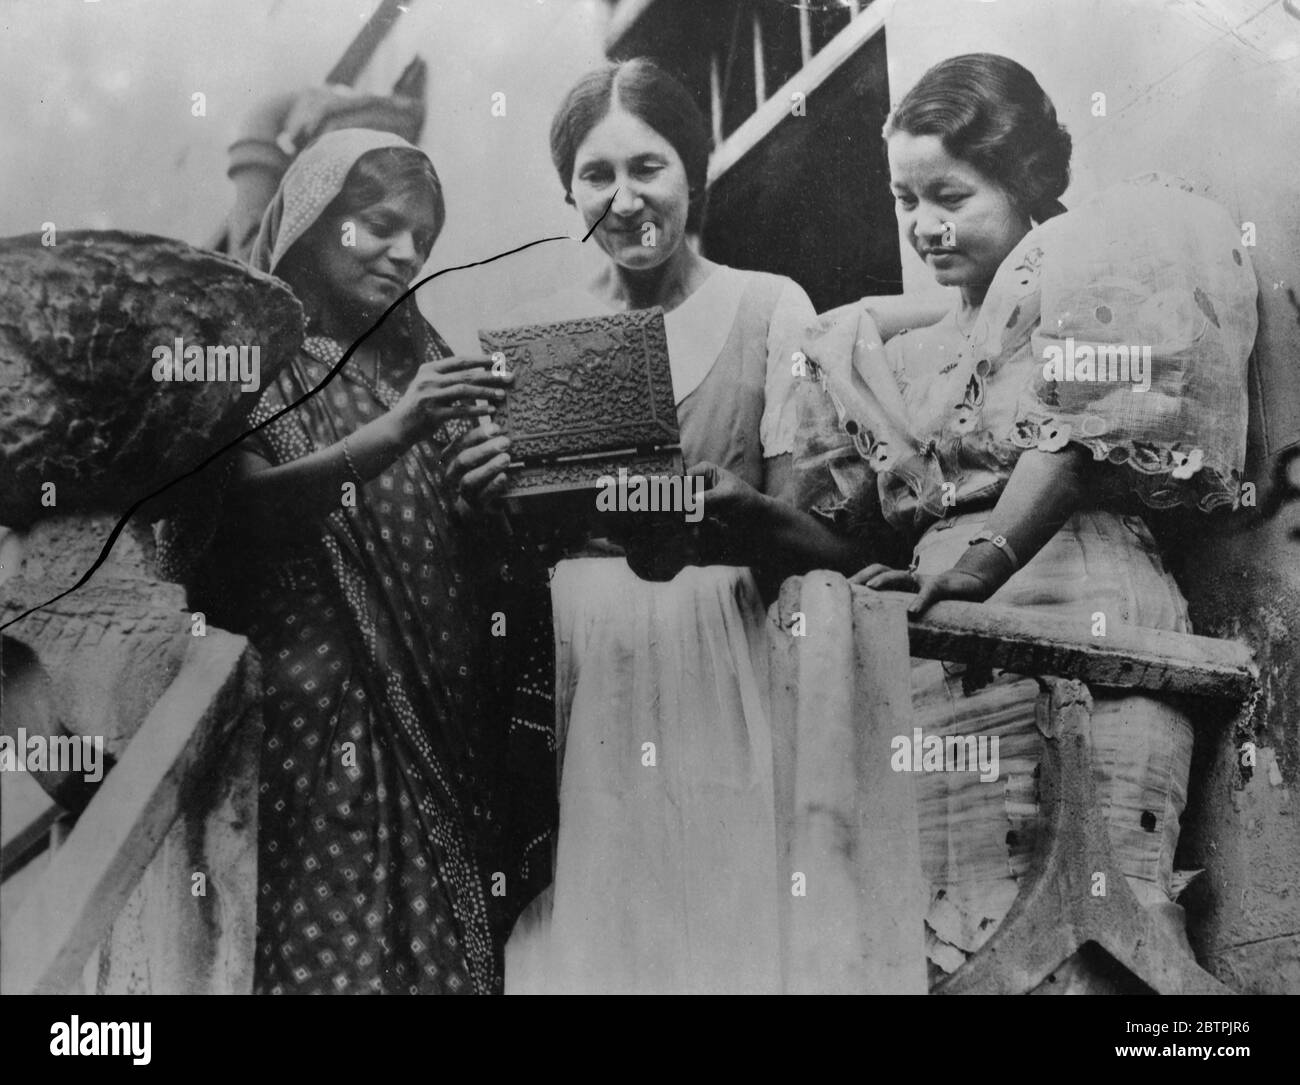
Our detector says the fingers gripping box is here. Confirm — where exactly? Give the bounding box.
[478,307,684,516]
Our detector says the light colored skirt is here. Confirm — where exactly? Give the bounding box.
[505,557,782,994]
[909,508,1196,983]
[506,509,1196,992]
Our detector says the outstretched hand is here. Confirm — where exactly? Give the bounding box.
[688,461,764,526]
[849,564,993,616]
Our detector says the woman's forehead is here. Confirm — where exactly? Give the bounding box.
[574,108,676,163]
[342,185,440,224]
[887,132,981,187]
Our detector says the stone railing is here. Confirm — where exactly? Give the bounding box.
[1,518,261,994]
[1,566,1256,994]
[768,573,1257,994]
[1,230,301,994]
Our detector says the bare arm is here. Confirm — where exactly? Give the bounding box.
[858,294,954,342]
[856,446,1092,613]
[691,455,890,577]
[745,492,876,576]
[228,356,510,543]
[962,446,1092,583]
[226,412,407,544]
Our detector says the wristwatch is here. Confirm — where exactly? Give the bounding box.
[967,529,1019,571]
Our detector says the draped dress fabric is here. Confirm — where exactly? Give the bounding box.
[228,328,513,994]
[882,317,1200,983]
[159,129,557,995]
[794,175,1257,985]
[504,264,817,993]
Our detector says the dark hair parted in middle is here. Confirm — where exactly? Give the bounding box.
[885,53,1072,223]
[549,58,711,231]
[329,145,445,233]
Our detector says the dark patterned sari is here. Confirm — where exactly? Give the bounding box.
[193,315,553,995]
[158,131,554,994]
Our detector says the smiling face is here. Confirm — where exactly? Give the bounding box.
[886,131,1030,293]
[293,184,441,325]
[570,107,691,271]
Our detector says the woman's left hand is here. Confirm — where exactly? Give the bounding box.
[850,564,993,616]
[688,461,766,526]
[444,421,512,510]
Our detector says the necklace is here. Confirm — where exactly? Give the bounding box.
[351,345,399,406]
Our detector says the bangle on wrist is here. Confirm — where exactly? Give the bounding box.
[967,529,1019,572]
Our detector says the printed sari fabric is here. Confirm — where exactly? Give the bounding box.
[185,314,554,996]
[164,129,556,994]
[233,327,498,994]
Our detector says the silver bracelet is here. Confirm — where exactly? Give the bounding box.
[967,529,1019,571]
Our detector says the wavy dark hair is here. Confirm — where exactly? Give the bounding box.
[328,146,444,233]
[549,58,711,232]
[884,53,1072,223]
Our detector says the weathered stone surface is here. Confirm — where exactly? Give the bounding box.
[2,515,191,805]
[768,574,927,994]
[88,694,262,995]
[879,588,1257,701]
[3,511,263,994]
[1167,502,1300,993]
[0,230,303,527]
[0,629,260,994]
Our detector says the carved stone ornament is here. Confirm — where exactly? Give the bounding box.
[0,230,304,527]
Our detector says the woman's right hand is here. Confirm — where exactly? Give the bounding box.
[389,355,512,445]
[851,563,994,615]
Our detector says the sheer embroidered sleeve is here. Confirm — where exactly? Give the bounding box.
[979,175,1258,512]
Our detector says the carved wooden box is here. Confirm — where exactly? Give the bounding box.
[478,307,683,510]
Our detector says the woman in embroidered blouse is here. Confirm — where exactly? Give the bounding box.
[695,52,1255,987]
[458,58,879,994]
[787,54,1255,986]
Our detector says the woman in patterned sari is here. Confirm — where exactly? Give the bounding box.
[194,128,539,994]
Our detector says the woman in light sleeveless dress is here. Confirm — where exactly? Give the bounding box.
[470,60,868,993]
